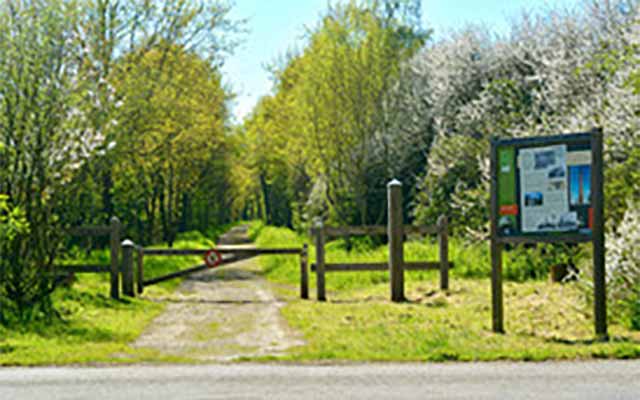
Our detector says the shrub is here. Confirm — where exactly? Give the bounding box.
[604,204,640,328]
[0,195,55,325]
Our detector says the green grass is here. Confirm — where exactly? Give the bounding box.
[253,224,640,362]
[0,232,216,366]
[5,222,635,365]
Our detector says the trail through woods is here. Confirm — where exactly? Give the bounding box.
[132,226,304,361]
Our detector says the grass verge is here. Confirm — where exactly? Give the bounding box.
[253,224,640,362]
[0,231,216,366]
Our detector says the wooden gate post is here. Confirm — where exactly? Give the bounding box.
[121,240,135,297]
[300,243,309,299]
[388,179,405,302]
[313,219,326,301]
[109,217,121,300]
[438,215,449,291]
[137,246,145,295]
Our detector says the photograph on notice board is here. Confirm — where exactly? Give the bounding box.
[570,165,591,206]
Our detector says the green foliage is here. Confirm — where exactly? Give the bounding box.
[246,220,266,241]
[605,127,640,225]
[0,196,31,324]
[0,0,88,325]
[0,0,242,324]
[630,292,640,331]
[0,196,29,242]
[108,44,233,246]
[235,0,427,228]
[175,230,210,243]
[414,135,488,237]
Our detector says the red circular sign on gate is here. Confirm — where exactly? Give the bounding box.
[204,249,222,268]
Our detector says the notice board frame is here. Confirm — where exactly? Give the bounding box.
[489,128,606,338]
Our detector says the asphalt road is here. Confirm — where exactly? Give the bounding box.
[1,361,639,399]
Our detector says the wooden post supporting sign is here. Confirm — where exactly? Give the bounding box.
[591,129,607,338]
[490,139,505,334]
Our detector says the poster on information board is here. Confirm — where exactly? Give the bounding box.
[493,133,595,239]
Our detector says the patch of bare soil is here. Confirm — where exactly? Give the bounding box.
[132,227,304,362]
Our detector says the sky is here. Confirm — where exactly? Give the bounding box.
[222,0,582,123]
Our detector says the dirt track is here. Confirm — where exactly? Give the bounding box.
[132,226,304,361]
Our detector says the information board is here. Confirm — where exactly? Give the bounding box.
[489,130,607,338]
[494,134,594,239]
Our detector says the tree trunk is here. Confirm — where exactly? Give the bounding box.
[259,173,271,224]
[180,192,190,233]
[101,164,114,222]
[159,183,168,247]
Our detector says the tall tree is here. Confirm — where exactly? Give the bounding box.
[238,0,426,228]
[111,45,230,246]
[0,0,101,323]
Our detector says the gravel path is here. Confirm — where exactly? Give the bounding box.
[132,226,304,361]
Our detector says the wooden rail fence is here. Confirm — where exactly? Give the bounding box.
[55,217,122,299]
[309,179,453,302]
[54,220,312,300]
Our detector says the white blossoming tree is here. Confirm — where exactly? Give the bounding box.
[381,0,639,237]
[604,203,640,326]
[0,1,104,323]
[381,0,639,323]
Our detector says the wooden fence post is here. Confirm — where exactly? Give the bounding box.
[121,240,135,297]
[137,246,144,295]
[313,219,326,301]
[109,217,121,300]
[438,215,449,291]
[388,179,405,302]
[300,243,309,299]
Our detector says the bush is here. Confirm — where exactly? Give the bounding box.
[175,230,208,243]
[604,204,640,328]
[630,293,640,331]
[0,196,58,325]
[247,220,265,241]
[504,244,586,282]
